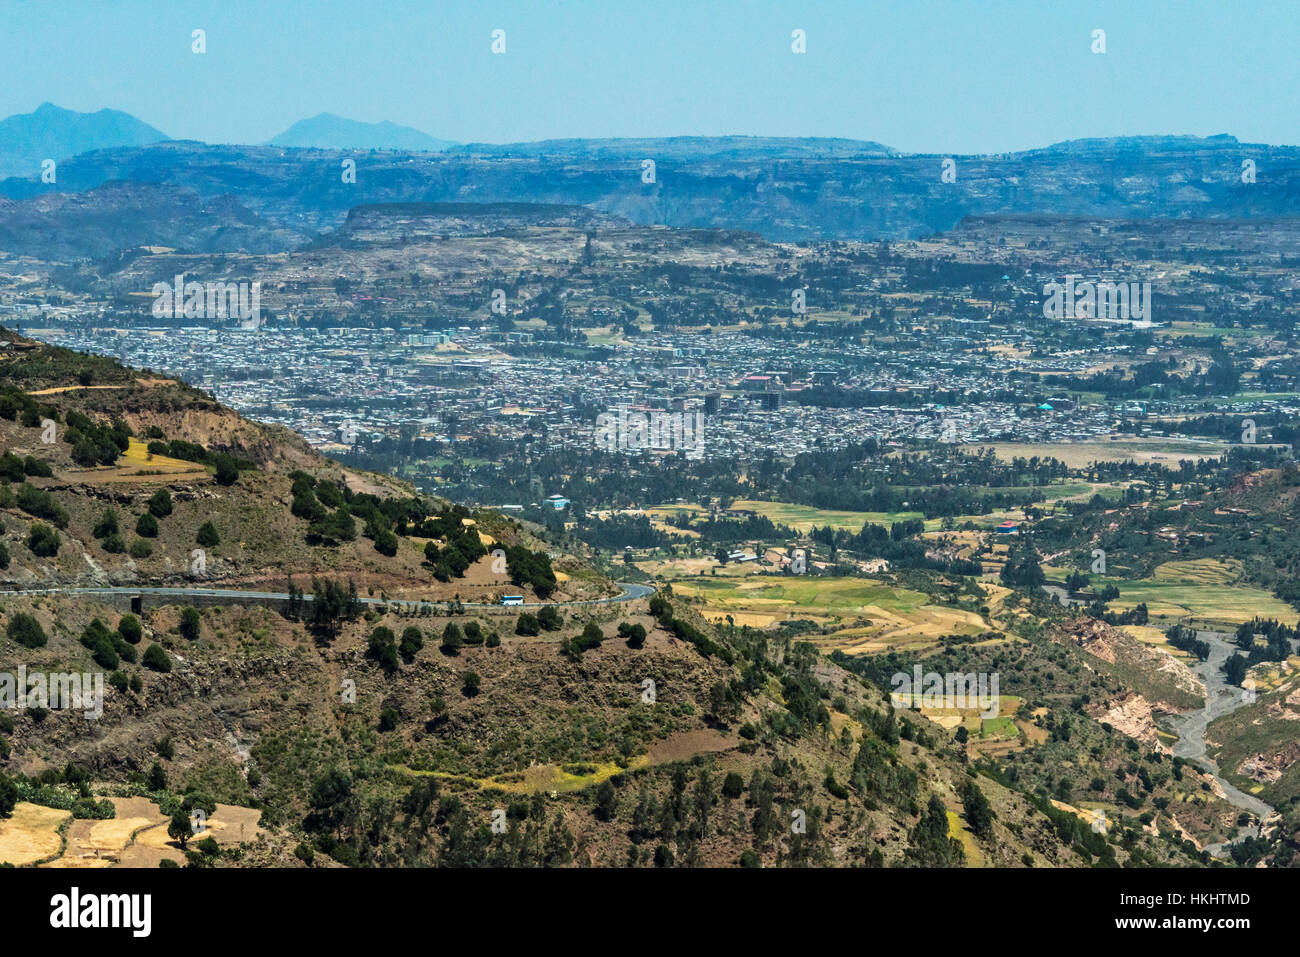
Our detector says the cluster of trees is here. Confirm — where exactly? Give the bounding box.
[1165,624,1210,661]
[648,594,732,663]
[1000,546,1045,589]
[146,436,244,486]
[502,544,556,599]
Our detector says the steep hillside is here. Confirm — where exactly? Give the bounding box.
[0,333,1213,867]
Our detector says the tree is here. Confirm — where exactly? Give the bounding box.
[179,607,201,641]
[721,772,744,799]
[715,547,730,566]
[618,621,647,649]
[1223,653,1249,687]
[168,810,193,848]
[27,522,59,557]
[515,613,540,637]
[537,605,563,632]
[148,489,173,518]
[440,622,463,655]
[212,454,239,486]
[135,512,159,538]
[0,776,16,817]
[964,781,995,839]
[117,614,143,644]
[92,508,119,539]
[308,577,361,642]
[594,780,617,821]
[462,671,481,697]
[399,626,424,659]
[142,644,172,672]
[196,521,220,547]
[146,762,168,791]
[6,612,47,648]
[367,627,400,674]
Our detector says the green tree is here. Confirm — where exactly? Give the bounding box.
[179,607,201,641]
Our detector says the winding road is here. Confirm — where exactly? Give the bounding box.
[0,581,656,611]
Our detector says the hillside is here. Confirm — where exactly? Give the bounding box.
[0,331,1217,868]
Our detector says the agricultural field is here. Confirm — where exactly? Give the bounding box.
[669,575,997,654]
[1105,558,1297,626]
[984,439,1231,467]
[728,500,923,533]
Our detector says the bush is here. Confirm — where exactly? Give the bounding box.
[722,772,745,799]
[148,489,173,518]
[142,644,171,672]
[92,508,119,539]
[0,542,8,570]
[618,621,647,649]
[399,626,424,658]
[515,613,540,637]
[6,612,47,648]
[462,671,481,697]
[373,529,399,557]
[196,521,219,548]
[179,607,201,641]
[440,623,463,655]
[565,621,605,656]
[135,513,158,538]
[538,605,563,631]
[129,539,152,559]
[213,455,239,486]
[27,523,58,557]
[102,532,126,554]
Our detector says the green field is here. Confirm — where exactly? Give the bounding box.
[729,500,923,532]
[1107,569,1297,626]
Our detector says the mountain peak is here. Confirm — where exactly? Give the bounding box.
[268,113,455,152]
[0,103,169,179]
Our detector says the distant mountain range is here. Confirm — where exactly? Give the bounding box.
[0,103,1297,252]
[267,112,455,152]
[0,103,169,179]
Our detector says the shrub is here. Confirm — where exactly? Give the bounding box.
[142,644,171,672]
[27,523,58,557]
[618,621,647,649]
[179,607,201,641]
[399,626,424,658]
[515,613,539,637]
[6,612,47,648]
[148,489,173,518]
[135,513,159,538]
[116,613,142,642]
[92,508,120,539]
[129,539,152,559]
[213,454,239,486]
[440,623,463,655]
[196,522,220,547]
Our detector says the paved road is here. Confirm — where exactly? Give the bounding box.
[0,581,655,610]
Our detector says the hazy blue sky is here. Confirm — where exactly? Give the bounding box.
[1,0,1295,153]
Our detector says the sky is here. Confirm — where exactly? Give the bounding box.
[0,0,1296,153]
